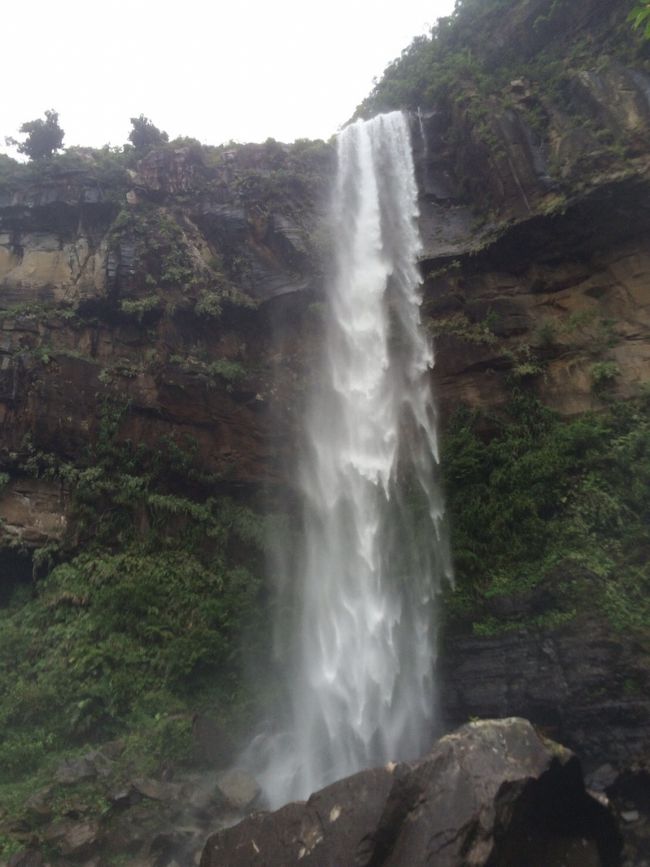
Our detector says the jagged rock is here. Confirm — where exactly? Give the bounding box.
[215,769,260,810]
[200,718,621,867]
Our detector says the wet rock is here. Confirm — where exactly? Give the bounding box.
[200,718,621,867]
[215,769,260,810]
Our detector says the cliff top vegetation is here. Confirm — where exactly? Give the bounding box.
[356,0,649,118]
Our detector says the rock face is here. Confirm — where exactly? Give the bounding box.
[200,718,621,867]
[440,611,650,768]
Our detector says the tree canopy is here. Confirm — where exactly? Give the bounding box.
[8,110,64,160]
[128,115,169,152]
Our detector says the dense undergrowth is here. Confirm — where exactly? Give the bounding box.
[0,401,269,802]
[443,391,650,637]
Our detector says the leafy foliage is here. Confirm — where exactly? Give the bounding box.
[356,0,641,121]
[442,394,650,636]
[128,115,169,153]
[0,401,267,783]
[629,1,650,39]
[7,110,64,160]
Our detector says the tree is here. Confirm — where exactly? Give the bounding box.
[128,115,169,153]
[7,110,64,160]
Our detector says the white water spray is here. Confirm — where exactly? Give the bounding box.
[249,111,452,807]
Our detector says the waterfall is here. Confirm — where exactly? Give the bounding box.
[249,110,452,808]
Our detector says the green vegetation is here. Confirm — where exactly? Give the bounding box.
[0,401,267,791]
[591,360,621,394]
[357,0,642,119]
[6,109,65,160]
[442,392,650,636]
[629,1,650,39]
[128,114,169,153]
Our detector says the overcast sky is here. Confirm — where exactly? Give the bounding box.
[2,0,456,155]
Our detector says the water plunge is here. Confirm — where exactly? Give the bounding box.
[252,111,452,807]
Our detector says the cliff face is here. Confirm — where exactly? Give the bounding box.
[2,0,650,861]
[0,141,330,552]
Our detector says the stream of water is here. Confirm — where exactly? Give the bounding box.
[250,111,452,807]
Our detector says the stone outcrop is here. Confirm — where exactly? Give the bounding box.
[200,718,621,867]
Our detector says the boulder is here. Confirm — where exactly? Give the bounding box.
[200,718,621,867]
[215,768,260,811]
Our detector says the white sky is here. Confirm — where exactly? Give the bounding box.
[2,0,456,154]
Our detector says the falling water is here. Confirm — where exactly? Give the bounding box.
[250,111,452,808]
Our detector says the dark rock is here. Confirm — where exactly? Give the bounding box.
[605,759,650,866]
[200,718,621,867]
